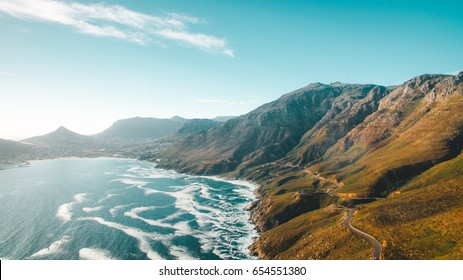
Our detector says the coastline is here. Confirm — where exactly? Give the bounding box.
[0,161,30,171]
[149,165,262,259]
[192,174,261,258]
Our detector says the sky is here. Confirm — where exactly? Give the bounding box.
[0,0,462,140]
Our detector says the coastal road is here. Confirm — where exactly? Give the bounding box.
[343,208,382,260]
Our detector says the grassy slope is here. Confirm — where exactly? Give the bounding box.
[352,152,463,259]
[307,75,463,197]
[252,205,372,259]
[339,94,463,196]
[251,74,463,260]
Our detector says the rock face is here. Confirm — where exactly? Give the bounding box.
[175,119,221,135]
[158,83,381,175]
[310,73,463,196]
[153,72,463,260]
[286,84,389,165]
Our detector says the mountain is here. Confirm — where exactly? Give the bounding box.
[158,83,380,174]
[0,138,31,155]
[285,84,389,165]
[175,119,221,135]
[24,126,95,148]
[305,74,463,196]
[153,72,463,260]
[95,117,187,144]
[353,150,463,259]
[211,116,237,122]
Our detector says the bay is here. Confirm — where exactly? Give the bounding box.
[0,158,257,260]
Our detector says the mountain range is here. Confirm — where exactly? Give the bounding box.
[0,138,32,156]
[1,72,462,259]
[1,116,236,161]
[155,72,463,260]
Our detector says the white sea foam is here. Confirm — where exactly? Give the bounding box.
[81,217,165,260]
[121,173,138,178]
[113,178,149,187]
[228,179,258,191]
[191,175,258,191]
[169,246,197,260]
[172,221,191,234]
[56,193,89,223]
[198,183,215,200]
[169,179,257,259]
[56,203,73,223]
[30,236,71,258]
[82,206,104,212]
[79,248,115,260]
[127,165,183,179]
[73,193,88,203]
[56,202,73,223]
[109,203,135,216]
[97,193,121,203]
[169,184,210,227]
[136,185,161,195]
[124,206,191,235]
[127,166,145,173]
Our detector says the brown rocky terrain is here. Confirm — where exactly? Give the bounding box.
[154,72,463,260]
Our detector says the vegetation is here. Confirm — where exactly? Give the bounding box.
[352,152,463,259]
[251,205,372,259]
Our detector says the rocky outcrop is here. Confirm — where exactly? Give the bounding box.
[286,84,389,165]
[175,119,220,135]
[250,191,338,232]
[310,73,463,196]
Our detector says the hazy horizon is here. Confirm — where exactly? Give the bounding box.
[3,114,240,141]
[1,0,462,140]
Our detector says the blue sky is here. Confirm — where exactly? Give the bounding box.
[0,0,462,139]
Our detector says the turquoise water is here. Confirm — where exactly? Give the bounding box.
[0,158,257,260]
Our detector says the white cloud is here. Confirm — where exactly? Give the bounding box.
[154,29,234,57]
[0,0,233,56]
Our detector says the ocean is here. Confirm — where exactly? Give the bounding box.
[0,158,258,260]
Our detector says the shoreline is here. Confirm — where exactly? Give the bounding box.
[146,164,262,259]
[0,161,30,171]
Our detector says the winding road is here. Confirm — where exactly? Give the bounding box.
[343,208,382,260]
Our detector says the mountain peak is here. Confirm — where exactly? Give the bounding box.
[329,81,345,86]
[404,74,449,88]
[55,126,70,132]
[23,125,92,147]
[171,116,187,122]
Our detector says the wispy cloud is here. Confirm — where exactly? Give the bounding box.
[0,0,234,56]
[0,71,19,78]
